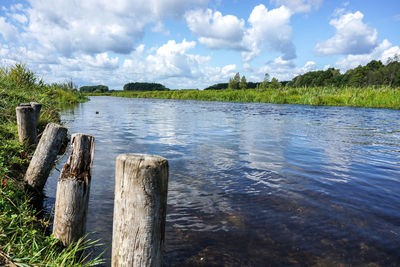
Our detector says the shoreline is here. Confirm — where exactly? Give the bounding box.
[86,86,400,110]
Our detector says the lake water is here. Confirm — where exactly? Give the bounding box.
[45,96,400,266]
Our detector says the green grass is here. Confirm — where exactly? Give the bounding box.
[0,64,104,266]
[89,86,400,109]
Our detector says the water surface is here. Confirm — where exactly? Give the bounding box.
[45,96,400,266]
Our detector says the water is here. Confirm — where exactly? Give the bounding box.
[45,96,400,266]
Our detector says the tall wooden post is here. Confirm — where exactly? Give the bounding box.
[53,134,95,246]
[24,123,67,193]
[112,154,169,267]
[16,104,37,145]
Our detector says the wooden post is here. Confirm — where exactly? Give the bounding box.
[112,154,169,267]
[16,104,37,145]
[30,102,42,126]
[24,123,67,193]
[53,134,95,246]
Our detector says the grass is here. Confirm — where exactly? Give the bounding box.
[0,64,104,266]
[89,85,400,109]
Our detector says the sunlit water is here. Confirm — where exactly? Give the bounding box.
[45,96,400,266]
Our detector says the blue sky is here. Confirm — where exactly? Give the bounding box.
[1,0,399,89]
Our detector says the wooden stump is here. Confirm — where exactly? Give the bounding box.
[53,134,95,246]
[16,105,37,145]
[24,123,67,193]
[112,154,169,267]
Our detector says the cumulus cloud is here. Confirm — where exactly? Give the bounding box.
[315,11,378,55]
[242,4,296,62]
[0,44,59,64]
[21,0,207,56]
[335,39,400,71]
[270,0,322,13]
[0,17,19,41]
[123,42,238,88]
[185,5,296,62]
[185,9,245,50]
[256,57,316,81]
[120,40,239,88]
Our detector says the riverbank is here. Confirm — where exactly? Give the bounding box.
[88,86,400,109]
[0,64,103,266]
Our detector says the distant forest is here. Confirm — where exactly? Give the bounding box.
[81,56,399,92]
[288,57,400,87]
[207,56,400,90]
[80,85,109,93]
[123,82,169,91]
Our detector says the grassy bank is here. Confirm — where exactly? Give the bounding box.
[89,86,400,109]
[0,64,103,266]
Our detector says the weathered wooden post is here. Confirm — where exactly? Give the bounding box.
[29,102,42,126]
[112,154,169,267]
[53,134,95,246]
[24,123,67,193]
[16,104,37,145]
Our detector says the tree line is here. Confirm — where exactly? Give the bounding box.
[207,56,400,90]
[79,56,399,93]
[79,85,109,93]
[288,56,400,87]
[123,82,169,91]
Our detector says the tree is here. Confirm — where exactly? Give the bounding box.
[204,83,228,90]
[264,73,270,83]
[239,75,247,89]
[270,77,281,89]
[228,72,240,89]
[123,82,169,91]
[80,85,109,93]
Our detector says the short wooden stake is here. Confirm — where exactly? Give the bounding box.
[112,154,169,267]
[24,123,67,193]
[53,134,95,246]
[16,104,37,145]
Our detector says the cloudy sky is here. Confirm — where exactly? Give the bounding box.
[1,0,399,89]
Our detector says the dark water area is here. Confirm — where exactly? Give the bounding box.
[45,96,400,266]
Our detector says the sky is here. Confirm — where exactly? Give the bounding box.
[0,0,400,89]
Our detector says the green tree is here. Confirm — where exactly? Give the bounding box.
[239,75,247,89]
[270,77,281,89]
[228,72,240,89]
[80,85,109,93]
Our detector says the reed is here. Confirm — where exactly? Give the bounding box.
[90,86,400,109]
[0,64,103,266]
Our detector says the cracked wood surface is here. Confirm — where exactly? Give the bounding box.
[112,154,168,267]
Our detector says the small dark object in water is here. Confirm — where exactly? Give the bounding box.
[96,111,99,114]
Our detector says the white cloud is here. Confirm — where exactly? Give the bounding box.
[315,11,378,55]
[119,40,240,89]
[185,9,245,50]
[242,4,296,62]
[11,13,28,24]
[151,22,170,35]
[185,5,296,62]
[0,17,18,41]
[270,0,322,13]
[0,44,59,64]
[21,0,207,56]
[335,39,400,71]
[256,57,316,81]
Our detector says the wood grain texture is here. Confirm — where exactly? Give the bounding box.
[16,105,37,145]
[112,154,169,267]
[29,102,42,126]
[24,123,67,193]
[53,134,95,246]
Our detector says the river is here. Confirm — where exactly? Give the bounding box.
[45,96,400,266]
